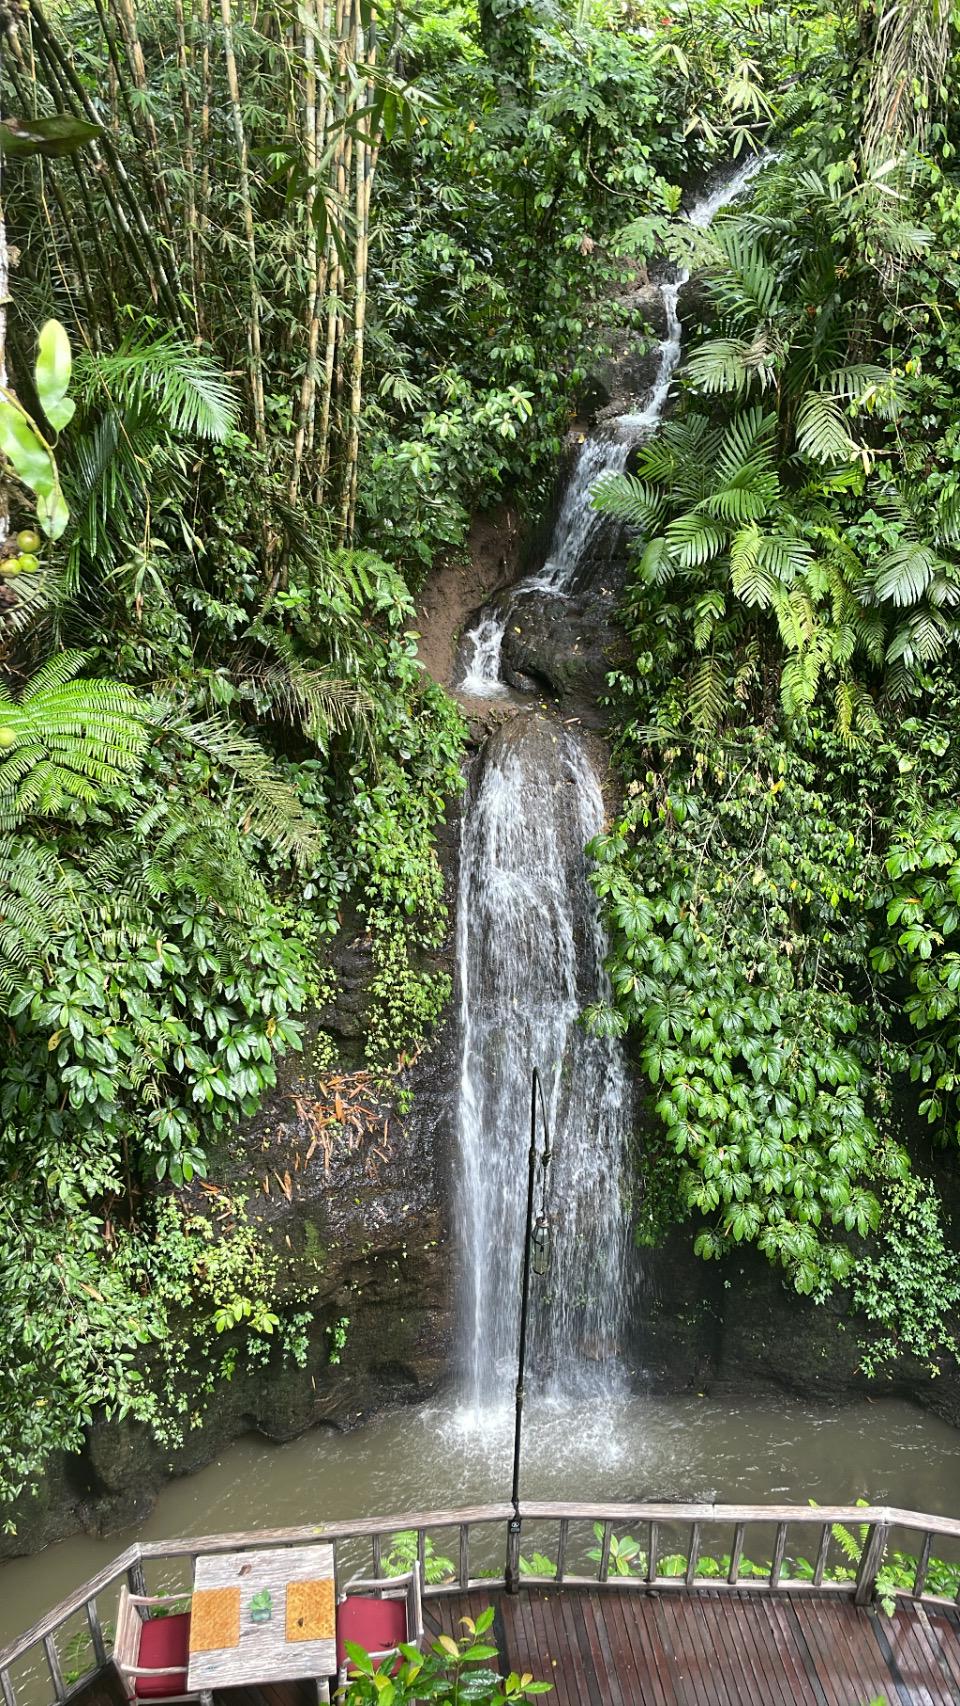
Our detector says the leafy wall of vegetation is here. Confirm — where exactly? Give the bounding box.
[588,0,960,1371]
[0,0,776,1509]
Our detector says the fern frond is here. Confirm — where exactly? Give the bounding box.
[0,666,149,828]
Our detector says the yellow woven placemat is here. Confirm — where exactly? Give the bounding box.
[190,1586,241,1653]
[286,1579,335,1644]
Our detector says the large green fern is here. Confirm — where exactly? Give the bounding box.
[0,652,149,827]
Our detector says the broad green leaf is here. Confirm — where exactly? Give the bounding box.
[36,481,70,540]
[0,402,56,496]
[35,320,75,432]
[0,115,102,157]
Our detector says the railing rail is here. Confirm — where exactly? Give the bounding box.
[3,1501,959,1705]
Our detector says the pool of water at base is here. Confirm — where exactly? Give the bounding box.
[2,1389,960,1662]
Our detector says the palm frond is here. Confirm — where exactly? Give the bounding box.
[159,709,326,866]
[686,335,776,395]
[796,391,858,465]
[76,336,238,441]
[711,225,782,321]
[664,511,728,568]
[873,541,940,606]
[688,655,728,730]
[592,473,664,531]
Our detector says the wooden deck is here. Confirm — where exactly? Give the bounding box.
[422,1588,960,1705]
[67,1586,960,1706]
[19,1505,960,1706]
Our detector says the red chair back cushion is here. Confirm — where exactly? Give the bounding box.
[336,1595,407,1672]
[134,1612,191,1699]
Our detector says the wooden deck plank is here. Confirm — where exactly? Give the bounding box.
[926,1612,960,1695]
[880,1607,956,1706]
[274,1586,960,1704]
[767,1596,842,1706]
[792,1597,865,1704]
[697,1592,768,1706]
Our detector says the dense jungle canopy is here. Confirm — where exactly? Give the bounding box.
[1,0,960,1514]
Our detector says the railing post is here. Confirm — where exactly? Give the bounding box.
[505,1516,522,1596]
[855,1523,889,1607]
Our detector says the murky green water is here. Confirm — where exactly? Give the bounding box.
[2,1389,959,1671]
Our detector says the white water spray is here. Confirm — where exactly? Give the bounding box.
[455,716,632,1415]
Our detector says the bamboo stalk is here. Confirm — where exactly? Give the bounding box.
[338,3,369,535]
[289,0,331,500]
[27,2,183,325]
[0,30,10,550]
[5,48,106,340]
[219,0,267,449]
[315,0,349,498]
[173,0,200,333]
[29,28,156,313]
[106,0,177,238]
[199,0,211,237]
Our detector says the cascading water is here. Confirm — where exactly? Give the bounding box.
[457,153,769,698]
[458,436,629,697]
[453,155,771,1423]
[455,715,632,1413]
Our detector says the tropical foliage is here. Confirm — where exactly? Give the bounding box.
[589,0,960,1361]
[0,0,780,1510]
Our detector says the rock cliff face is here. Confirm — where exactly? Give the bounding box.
[0,1007,459,1558]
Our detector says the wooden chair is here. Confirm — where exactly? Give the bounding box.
[113,1588,197,1705]
[335,1570,423,1688]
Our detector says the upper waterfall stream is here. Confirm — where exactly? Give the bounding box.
[457,153,768,699]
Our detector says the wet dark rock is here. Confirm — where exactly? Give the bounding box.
[579,285,667,420]
[499,588,629,723]
[628,1221,960,1431]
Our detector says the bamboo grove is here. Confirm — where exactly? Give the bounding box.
[4,0,406,538]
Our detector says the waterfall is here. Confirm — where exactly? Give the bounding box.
[458,152,769,700]
[455,715,632,1412]
[452,155,771,1420]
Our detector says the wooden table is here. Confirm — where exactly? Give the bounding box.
[187,1543,336,1701]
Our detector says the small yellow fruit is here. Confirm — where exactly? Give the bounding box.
[1,557,23,576]
[18,553,40,573]
[16,529,41,553]
[0,728,16,750]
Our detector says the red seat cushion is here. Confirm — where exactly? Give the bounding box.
[336,1595,407,1672]
[134,1613,191,1699]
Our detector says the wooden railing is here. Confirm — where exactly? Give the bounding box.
[3,1502,960,1706]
